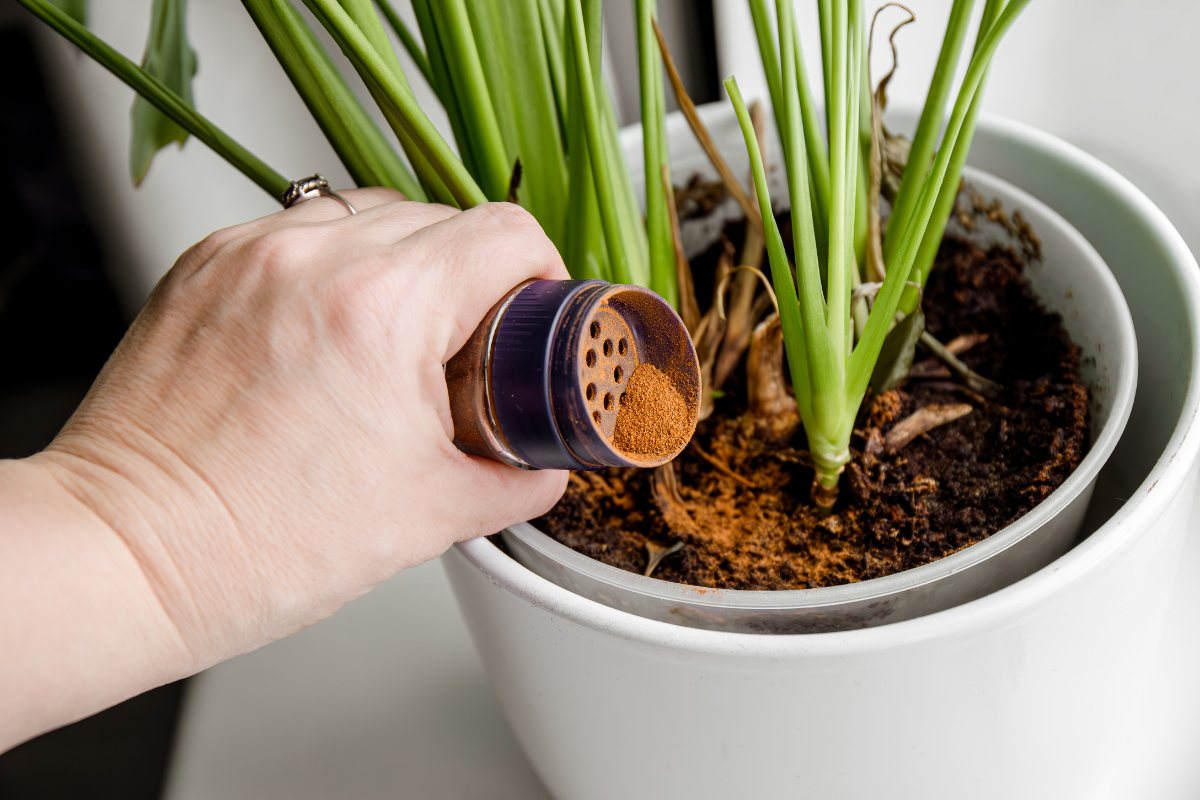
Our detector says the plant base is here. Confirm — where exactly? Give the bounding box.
[535,236,1088,590]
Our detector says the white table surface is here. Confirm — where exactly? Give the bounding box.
[164,521,1200,800]
[162,557,553,800]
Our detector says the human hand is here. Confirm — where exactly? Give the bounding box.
[18,189,569,695]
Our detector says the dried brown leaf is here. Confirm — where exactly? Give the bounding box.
[651,462,697,535]
[885,403,973,449]
[747,315,800,441]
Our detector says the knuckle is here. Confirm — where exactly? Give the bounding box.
[190,225,246,264]
[319,258,396,343]
[412,202,461,225]
[361,186,406,204]
[242,227,316,278]
[170,222,260,287]
[386,200,459,231]
[477,201,539,234]
[472,203,565,272]
[425,202,461,218]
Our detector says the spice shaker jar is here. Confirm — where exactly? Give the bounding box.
[445,279,700,470]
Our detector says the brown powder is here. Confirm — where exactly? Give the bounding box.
[537,237,1090,594]
[611,363,695,460]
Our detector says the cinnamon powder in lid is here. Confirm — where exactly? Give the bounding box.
[611,363,696,460]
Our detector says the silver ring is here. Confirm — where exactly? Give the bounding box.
[282,174,357,215]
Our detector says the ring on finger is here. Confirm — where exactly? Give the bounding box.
[282,174,357,216]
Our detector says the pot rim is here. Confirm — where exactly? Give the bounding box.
[505,160,1134,613]
[453,111,1200,654]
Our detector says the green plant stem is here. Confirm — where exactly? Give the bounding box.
[731,76,847,492]
[847,0,1030,401]
[746,0,784,127]
[900,0,1007,313]
[565,0,634,284]
[16,0,288,198]
[307,0,486,208]
[306,0,457,205]
[750,0,831,274]
[466,0,568,252]
[426,0,512,201]
[638,2,676,306]
[408,0,478,184]
[793,34,831,264]
[775,4,837,428]
[243,0,423,199]
[826,0,853,367]
[730,80,809,426]
[881,0,976,267]
[600,78,652,288]
[374,0,434,87]
[817,0,833,133]
[850,26,871,271]
[562,0,608,281]
[844,0,864,342]
[48,0,86,24]
[535,0,569,133]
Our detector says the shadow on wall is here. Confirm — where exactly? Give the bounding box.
[0,26,187,800]
[602,0,720,124]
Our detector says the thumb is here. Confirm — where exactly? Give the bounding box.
[436,453,569,543]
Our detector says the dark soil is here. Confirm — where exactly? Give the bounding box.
[534,236,1089,590]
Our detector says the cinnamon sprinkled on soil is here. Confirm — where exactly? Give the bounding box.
[611,363,694,460]
[537,236,1089,590]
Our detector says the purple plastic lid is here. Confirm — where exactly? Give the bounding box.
[490,280,601,470]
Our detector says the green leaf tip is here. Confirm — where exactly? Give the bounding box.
[869,305,924,395]
[48,0,86,25]
[130,0,197,185]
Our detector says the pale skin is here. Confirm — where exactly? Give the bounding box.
[0,188,570,751]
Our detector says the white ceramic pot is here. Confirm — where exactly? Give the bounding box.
[445,106,1200,798]
[499,161,1136,633]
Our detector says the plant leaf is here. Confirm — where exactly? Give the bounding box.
[564,0,635,284]
[242,0,423,200]
[21,0,286,196]
[869,305,924,394]
[48,0,87,25]
[130,0,197,185]
[466,0,569,250]
[845,0,1030,402]
[305,0,486,208]
[880,0,976,268]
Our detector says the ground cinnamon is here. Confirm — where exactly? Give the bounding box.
[539,236,1089,591]
[611,363,694,460]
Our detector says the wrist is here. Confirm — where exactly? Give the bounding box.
[38,416,260,667]
[39,400,337,668]
[0,456,193,749]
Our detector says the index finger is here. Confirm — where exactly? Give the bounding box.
[271,186,405,225]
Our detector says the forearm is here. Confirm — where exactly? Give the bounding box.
[0,457,192,751]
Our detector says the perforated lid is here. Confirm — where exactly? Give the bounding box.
[489,280,699,470]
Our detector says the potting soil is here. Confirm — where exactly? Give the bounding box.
[536,236,1089,590]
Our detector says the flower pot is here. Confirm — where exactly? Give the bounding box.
[499,147,1136,632]
[445,105,1200,799]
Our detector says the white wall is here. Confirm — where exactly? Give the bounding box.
[714,0,1200,264]
[603,0,718,124]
